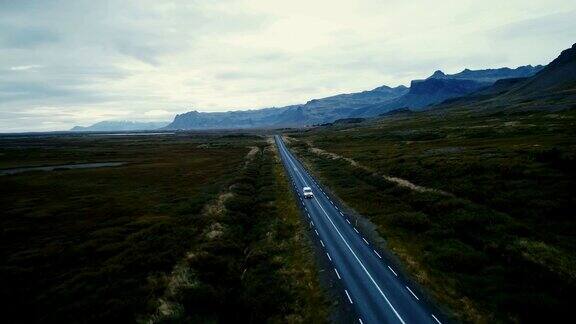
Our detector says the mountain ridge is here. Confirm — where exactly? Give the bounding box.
[71,120,169,132]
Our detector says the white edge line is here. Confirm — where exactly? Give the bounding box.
[345,289,353,304]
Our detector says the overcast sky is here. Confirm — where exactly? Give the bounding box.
[1,0,575,132]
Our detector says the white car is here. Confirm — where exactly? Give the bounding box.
[303,187,314,199]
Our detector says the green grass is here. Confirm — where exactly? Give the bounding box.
[0,133,329,323]
[156,142,329,323]
[0,134,250,323]
[285,108,576,323]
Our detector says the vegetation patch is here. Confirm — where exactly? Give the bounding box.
[285,108,576,323]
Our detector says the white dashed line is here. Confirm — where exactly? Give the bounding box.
[346,219,351,224]
[320,240,325,247]
[374,250,382,259]
[354,227,359,233]
[315,229,319,236]
[362,238,369,245]
[406,286,419,300]
[388,266,398,276]
[334,268,341,279]
[326,252,332,261]
[345,290,353,304]
[358,319,364,324]
[339,211,344,216]
[432,314,442,324]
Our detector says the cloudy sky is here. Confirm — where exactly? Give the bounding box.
[1,0,575,132]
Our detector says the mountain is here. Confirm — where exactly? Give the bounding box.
[164,53,563,130]
[352,65,544,117]
[427,65,544,83]
[443,43,576,111]
[507,44,576,96]
[71,121,169,132]
[164,85,407,129]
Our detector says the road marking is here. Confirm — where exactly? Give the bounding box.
[311,190,406,324]
[346,219,351,224]
[334,268,341,279]
[326,252,332,261]
[354,227,359,233]
[311,221,314,227]
[340,211,344,216]
[315,229,319,236]
[432,314,442,324]
[279,137,406,324]
[335,206,339,210]
[388,266,398,276]
[406,286,419,300]
[345,290,353,304]
[359,319,364,324]
[362,238,369,245]
[307,213,311,218]
[374,250,382,259]
[320,240,325,247]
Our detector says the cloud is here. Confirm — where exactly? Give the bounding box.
[143,109,174,119]
[9,65,42,71]
[1,0,575,132]
[0,26,60,48]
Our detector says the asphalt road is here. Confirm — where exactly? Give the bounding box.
[275,135,444,324]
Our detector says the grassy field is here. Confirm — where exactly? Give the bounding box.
[152,141,329,323]
[0,133,328,323]
[285,108,576,323]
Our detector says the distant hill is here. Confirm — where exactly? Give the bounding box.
[162,52,570,130]
[442,43,576,112]
[508,44,576,96]
[352,65,544,117]
[165,85,407,129]
[71,121,169,132]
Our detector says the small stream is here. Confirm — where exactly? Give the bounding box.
[0,162,126,175]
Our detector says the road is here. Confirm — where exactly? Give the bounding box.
[275,135,444,324]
